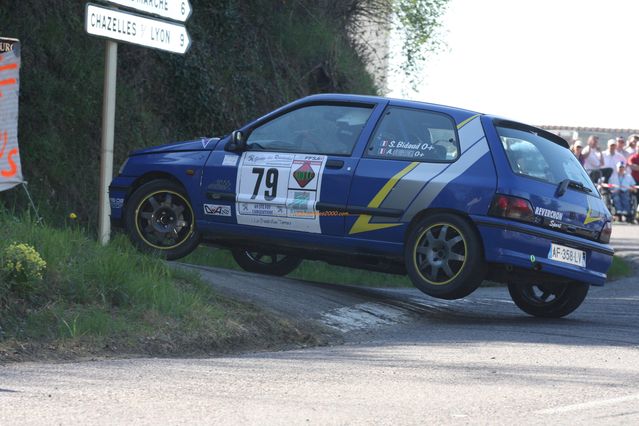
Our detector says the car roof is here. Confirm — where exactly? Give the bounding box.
[299,93,482,118]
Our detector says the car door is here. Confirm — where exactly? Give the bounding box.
[346,105,477,248]
[200,102,378,237]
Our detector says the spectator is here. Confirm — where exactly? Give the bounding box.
[627,148,639,219]
[616,136,629,159]
[582,135,604,181]
[602,139,626,179]
[626,134,638,156]
[571,140,585,164]
[609,161,637,223]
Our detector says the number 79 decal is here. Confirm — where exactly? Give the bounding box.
[251,167,279,201]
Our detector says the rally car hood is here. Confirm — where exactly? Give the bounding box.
[132,137,221,156]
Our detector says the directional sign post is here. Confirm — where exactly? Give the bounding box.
[85,1,192,245]
[85,3,191,55]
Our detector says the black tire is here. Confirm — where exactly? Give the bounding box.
[231,249,302,276]
[405,214,485,300]
[125,179,200,260]
[508,281,589,318]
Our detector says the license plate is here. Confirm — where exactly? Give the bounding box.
[549,243,586,267]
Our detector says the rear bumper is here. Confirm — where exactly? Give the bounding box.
[471,215,613,286]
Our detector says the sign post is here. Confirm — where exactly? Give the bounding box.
[98,40,118,245]
[85,1,192,245]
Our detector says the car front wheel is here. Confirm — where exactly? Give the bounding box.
[405,214,485,300]
[231,249,302,276]
[125,179,200,260]
[507,281,589,318]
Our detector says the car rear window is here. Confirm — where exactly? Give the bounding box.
[496,125,597,193]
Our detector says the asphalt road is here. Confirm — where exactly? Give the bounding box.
[1,225,638,424]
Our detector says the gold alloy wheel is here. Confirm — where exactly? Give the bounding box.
[413,223,467,285]
[134,190,194,251]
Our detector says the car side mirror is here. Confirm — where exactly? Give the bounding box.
[226,130,246,152]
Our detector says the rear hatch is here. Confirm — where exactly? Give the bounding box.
[489,120,610,241]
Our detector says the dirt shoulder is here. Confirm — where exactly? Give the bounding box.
[0,291,328,364]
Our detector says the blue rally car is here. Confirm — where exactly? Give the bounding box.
[109,94,614,318]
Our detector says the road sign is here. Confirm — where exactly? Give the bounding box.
[105,0,192,23]
[85,3,191,55]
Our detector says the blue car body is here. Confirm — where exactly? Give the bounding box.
[110,94,613,289]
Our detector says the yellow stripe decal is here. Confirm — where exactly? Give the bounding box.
[456,114,481,129]
[584,208,604,225]
[349,162,419,235]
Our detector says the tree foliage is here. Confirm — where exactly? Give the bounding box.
[349,0,449,90]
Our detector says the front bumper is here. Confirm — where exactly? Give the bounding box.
[472,215,613,286]
[108,176,137,227]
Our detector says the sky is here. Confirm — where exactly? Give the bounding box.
[387,0,639,129]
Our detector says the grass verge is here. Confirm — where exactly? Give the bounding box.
[0,215,319,363]
[608,255,633,280]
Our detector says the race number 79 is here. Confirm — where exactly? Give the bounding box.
[251,167,278,201]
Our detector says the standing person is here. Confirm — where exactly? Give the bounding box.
[582,135,603,181]
[626,134,638,156]
[609,162,637,223]
[616,136,629,159]
[627,149,639,221]
[571,140,585,165]
[602,139,626,180]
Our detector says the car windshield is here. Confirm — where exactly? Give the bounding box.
[496,125,597,194]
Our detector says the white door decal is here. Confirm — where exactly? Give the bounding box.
[236,152,327,233]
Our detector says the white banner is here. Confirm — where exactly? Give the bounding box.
[0,38,22,192]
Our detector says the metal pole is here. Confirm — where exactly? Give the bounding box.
[98,40,118,245]
[21,182,43,224]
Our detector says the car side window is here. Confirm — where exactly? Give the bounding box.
[246,104,374,155]
[365,107,459,162]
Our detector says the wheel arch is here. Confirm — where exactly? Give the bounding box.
[127,172,188,202]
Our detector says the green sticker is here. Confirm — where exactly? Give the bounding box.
[530,255,536,263]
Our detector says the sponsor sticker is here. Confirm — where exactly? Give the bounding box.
[292,161,316,188]
[548,220,562,229]
[534,207,563,221]
[204,204,231,217]
[222,154,238,166]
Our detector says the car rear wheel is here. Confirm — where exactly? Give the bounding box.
[125,179,200,260]
[405,214,485,300]
[231,249,302,276]
[507,281,589,318]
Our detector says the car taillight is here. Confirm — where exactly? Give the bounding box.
[489,194,535,223]
[599,221,612,244]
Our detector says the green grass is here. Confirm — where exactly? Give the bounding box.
[608,256,633,280]
[0,214,312,360]
[182,245,413,288]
